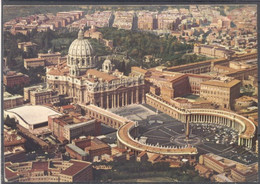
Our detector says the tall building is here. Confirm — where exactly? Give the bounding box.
[46,29,146,109]
[200,77,241,109]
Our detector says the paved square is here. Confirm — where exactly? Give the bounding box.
[111,104,258,165]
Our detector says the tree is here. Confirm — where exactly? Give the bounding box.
[5,115,17,129]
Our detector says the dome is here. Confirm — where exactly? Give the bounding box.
[68,29,95,57]
[102,57,114,73]
[67,29,97,73]
[103,58,111,65]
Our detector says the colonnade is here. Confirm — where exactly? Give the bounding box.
[238,137,253,148]
[146,93,255,149]
[98,87,146,109]
[190,114,242,133]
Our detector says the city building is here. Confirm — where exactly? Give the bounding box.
[4,126,26,163]
[201,154,236,174]
[134,67,212,102]
[234,96,257,111]
[3,70,30,88]
[24,84,60,105]
[5,105,61,134]
[194,44,235,58]
[38,51,62,66]
[84,26,113,49]
[60,104,81,114]
[66,136,111,161]
[48,114,100,142]
[18,42,38,52]
[231,165,258,182]
[84,26,103,40]
[24,58,46,69]
[157,10,182,30]
[146,69,191,100]
[84,11,113,28]
[195,163,213,179]
[24,51,62,69]
[199,153,258,182]
[200,77,241,109]
[46,29,146,109]
[214,173,234,182]
[113,11,134,30]
[137,11,157,30]
[4,92,23,110]
[24,84,46,102]
[5,159,92,182]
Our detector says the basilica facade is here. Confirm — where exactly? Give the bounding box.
[46,29,146,109]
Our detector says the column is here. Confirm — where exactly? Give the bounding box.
[131,90,134,104]
[106,94,109,109]
[113,93,116,108]
[117,93,120,107]
[122,92,125,106]
[101,94,104,108]
[136,88,139,104]
[126,91,128,105]
[142,88,145,103]
[238,137,241,145]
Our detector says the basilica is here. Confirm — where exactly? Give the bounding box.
[46,29,146,109]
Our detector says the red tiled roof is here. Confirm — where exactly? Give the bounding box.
[32,161,49,171]
[24,58,45,62]
[131,66,148,74]
[48,67,69,76]
[60,160,91,176]
[85,69,118,82]
[5,167,18,180]
[61,105,74,110]
[204,155,226,168]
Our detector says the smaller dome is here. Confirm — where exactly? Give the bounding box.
[103,58,112,65]
[102,57,113,73]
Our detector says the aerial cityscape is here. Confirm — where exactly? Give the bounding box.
[3,4,258,183]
